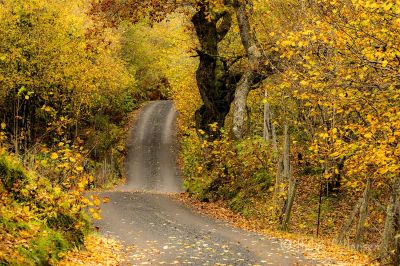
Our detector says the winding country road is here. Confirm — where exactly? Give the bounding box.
[95,101,312,265]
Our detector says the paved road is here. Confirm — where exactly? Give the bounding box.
[95,101,311,265]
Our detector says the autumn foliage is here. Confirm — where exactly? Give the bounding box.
[0,0,138,264]
[0,150,92,264]
[2,0,400,264]
[90,0,400,263]
[137,0,399,263]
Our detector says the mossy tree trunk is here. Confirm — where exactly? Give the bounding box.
[192,1,274,139]
[191,4,236,138]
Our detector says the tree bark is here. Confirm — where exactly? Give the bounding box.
[354,178,372,250]
[232,71,255,138]
[232,0,263,139]
[191,5,235,138]
[316,169,325,237]
[394,190,400,266]
[271,118,281,220]
[273,155,284,219]
[337,198,363,245]
[280,124,296,230]
[380,179,400,264]
[263,90,271,142]
[271,117,278,153]
[381,202,395,260]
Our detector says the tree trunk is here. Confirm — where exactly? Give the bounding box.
[232,71,255,138]
[271,118,281,220]
[394,193,400,266]
[381,202,395,261]
[282,174,296,231]
[354,178,372,250]
[263,90,271,142]
[273,156,284,219]
[232,0,263,139]
[271,117,278,153]
[316,172,324,237]
[191,4,235,138]
[13,94,20,155]
[282,124,290,182]
[280,124,296,230]
[380,179,400,264]
[337,198,363,245]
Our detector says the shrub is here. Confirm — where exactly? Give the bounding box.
[0,151,91,265]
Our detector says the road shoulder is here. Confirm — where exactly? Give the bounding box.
[172,193,373,265]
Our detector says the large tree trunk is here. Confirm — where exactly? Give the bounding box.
[191,4,235,138]
[232,71,255,138]
[232,0,263,139]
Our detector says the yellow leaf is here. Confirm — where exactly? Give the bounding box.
[364,133,373,139]
[334,168,339,174]
[300,80,309,87]
[54,187,61,195]
[50,153,59,160]
[91,210,101,220]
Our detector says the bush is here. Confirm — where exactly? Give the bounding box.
[182,131,275,209]
[0,151,91,265]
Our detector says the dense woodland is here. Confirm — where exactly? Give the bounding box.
[1,0,400,265]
